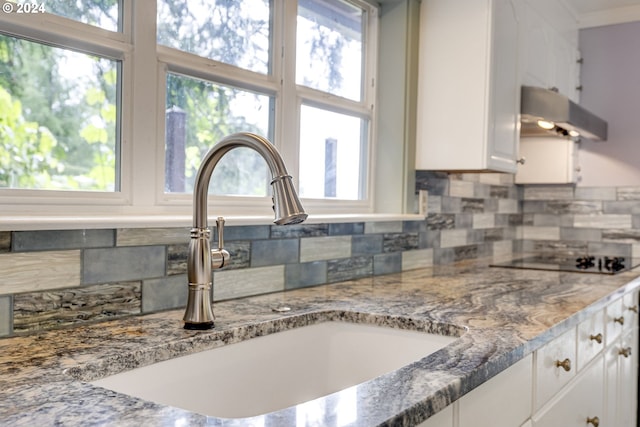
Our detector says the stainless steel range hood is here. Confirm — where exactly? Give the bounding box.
[520,85,608,141]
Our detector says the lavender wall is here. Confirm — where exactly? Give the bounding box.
[578,21,640,187]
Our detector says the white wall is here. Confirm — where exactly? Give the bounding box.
[577,21,640,186]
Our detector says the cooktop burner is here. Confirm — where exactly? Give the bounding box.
[490,255,640,275]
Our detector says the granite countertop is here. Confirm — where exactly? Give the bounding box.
[2,260,640,427]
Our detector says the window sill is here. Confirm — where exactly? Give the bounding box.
[0,213,424,231]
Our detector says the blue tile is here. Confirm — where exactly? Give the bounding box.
[12,229,115,251]
[216,225,270,241]
[327,256,373,282]
[82,246,166,284]
[374,252,402,275]
[14,282,141,332]
[383,233,419,252]
[352,234,383,256]
[251,239,299,267]
[285,262,327,290]
[329,222,365,236]
[270,224,329,238]
[142,274,188,312]
[403,220,426,233]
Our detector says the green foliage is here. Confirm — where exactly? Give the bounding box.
[0,87,59,188]
[0,33,117,191]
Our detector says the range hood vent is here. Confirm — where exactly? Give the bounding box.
[520,85,608,141]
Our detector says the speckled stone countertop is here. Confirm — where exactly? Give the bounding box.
[2,260,640,427]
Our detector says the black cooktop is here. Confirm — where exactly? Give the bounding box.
[490,255,640,275]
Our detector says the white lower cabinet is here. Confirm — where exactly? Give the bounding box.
[604,304,638,427]
[417,292,638,427]
[417,355,532,427]
[417,404,453,427]
[532,354,604,426]
[534,327,577,410]
[458,354,532,427]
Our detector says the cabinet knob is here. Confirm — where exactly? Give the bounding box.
[516,157,526,165]
[555,358,572,372]
[628,305,638,313]
[589,333,603,344]
[619,347,632,358]
[586,416,599,427]
[614,316,625,325]
[576,85,583,91]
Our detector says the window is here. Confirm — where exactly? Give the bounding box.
[44,1,121,32]
[157,0,270,74]
[296,0,365,101]
[164,73,272,196]
[0,28,120,193]
[0,0,377,219]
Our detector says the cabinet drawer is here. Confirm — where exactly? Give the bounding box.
[623,291,639,328]
[458,354,533,427]
[577,309,605,372]
[534,327,576,410]
[532,355,604,427]
[606,298,625,346]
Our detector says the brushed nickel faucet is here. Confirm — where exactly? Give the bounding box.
[184,132,307,330]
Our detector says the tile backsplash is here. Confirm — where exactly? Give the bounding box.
[519,184,640,258]
[4,171,640,337]
[1,220,435,336]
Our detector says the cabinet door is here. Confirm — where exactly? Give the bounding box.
[522,4,551,88]
[487,0,520,172]
[415,0,519,173]
[458,354,533,427]
[550,33,577,99]
[617,330,637,427]
[532,355,604,427]
[515,138,578,184]
[534,327,577,410]
[601,294,637,427]
[416,405,453,427]
[577,309,605,371]
[606,298,625,346]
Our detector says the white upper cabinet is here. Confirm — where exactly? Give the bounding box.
[521,1,581,102]
[415,0,521,173]
[515,137,579,184]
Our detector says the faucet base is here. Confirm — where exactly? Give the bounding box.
[183,283,215,330]
[184,321,214,330]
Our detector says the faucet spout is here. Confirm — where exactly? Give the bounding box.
[184,132,307,330]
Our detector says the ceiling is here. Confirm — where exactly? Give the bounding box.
[564,0,640,27]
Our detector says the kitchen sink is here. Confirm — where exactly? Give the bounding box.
[91,320,457,419]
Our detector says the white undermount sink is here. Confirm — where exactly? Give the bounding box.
[91,321,457,419]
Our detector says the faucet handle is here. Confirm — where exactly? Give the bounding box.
[216,216,225,250]
[211,216,230,269]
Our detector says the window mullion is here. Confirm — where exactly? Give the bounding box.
[275,0,301,187]
[128,0,159,209]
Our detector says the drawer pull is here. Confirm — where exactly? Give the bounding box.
[628,305,638,313]
[586,416,600,427]
[555,358,572,372]
[619,347,632,358]
[589,333,603,344]
[614,316,625,325]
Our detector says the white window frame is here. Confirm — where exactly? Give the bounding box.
[0,0,380,228]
